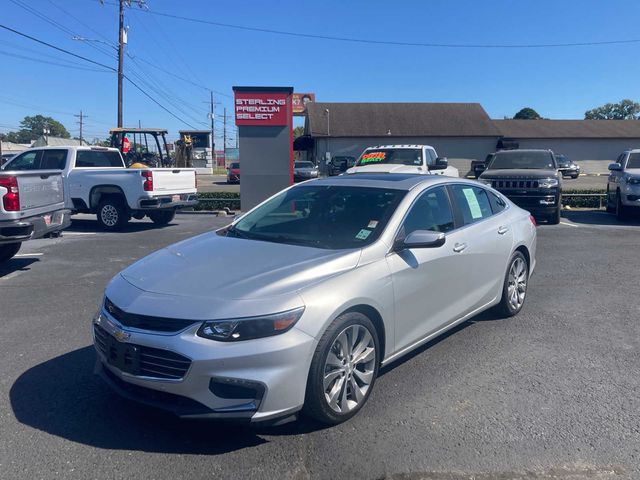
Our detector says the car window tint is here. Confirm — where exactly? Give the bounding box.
[450,185,493,225]
[76,150,123,167]
[401,186,454,237]
[40,150,67,170]
[489,191,507,214]
[627,153,640,169]
[5,151,40,171]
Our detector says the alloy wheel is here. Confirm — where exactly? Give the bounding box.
[323,324,376,414]
[101,204,119,227]
[507,257,527,311]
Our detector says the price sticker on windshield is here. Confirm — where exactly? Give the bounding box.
[359,152,386,164]
[355,229,372,240]
[462,188,483,219]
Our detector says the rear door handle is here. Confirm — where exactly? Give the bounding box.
[498,226,509,235]
[453,242,468,253]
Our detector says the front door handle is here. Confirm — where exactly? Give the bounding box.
[453,242,468,253]
[498,226,509,235]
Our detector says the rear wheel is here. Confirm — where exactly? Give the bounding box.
[96,197,129,231]
[148,209,176,225]
[494,251,529,317]
[0,242,21,263]
[303,312,380,425]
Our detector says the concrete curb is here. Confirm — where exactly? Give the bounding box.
[177,210,237,216]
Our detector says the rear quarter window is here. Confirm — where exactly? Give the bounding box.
[75,150,123,168]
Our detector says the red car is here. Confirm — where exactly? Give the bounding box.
[226,162,240,184]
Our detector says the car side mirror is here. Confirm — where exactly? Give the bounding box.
[608,163,622,171]
[396,230,446,250]
[431,157,448,170]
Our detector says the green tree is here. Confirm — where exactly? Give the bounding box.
[4,115,70,143]
[514,107,542,120]
[293,126,305,138]
[584,99,640,120]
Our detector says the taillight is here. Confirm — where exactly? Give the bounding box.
[141,170,153,191]
[0,175,20,211]
[529,214,537,227]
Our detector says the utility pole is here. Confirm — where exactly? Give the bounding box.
[209,91,215,165]
[117,0,124,127]
[75,110,87,145]
[223,108,227,152]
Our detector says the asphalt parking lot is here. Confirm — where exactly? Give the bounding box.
[1,211,639,480]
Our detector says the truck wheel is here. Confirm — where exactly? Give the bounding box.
[606,187,615,213]
[0,242,21,263]
[148,209,176,225]
[97,197,129,231]
[548,207,561,225]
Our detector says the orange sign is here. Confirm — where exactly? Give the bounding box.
[292,93,315,115]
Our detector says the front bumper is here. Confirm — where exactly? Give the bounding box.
[92,310,316,422]
[137,194,198,210]
[621,184,640,207]
[497,192,560,214]
[0,209,71,244]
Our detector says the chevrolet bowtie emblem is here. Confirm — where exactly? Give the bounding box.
[113,328,131,342]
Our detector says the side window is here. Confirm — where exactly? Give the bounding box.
[5,151,41,171]
[40,150,67,170]
[617,153,626,167]
[75,150,123,168]
[450,185,493,225]
[426,149,437,166]
[489,191,507,214]
[400,186,455,237]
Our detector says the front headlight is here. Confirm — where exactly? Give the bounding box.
[196,307,305,342]
[540,178,559,188]
[626,176,640,185]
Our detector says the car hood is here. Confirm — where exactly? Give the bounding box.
[119,232,361,301]
[346,164,425,174]
[480,169,559,179]
[625,168,640,176]
[295,168,318,173]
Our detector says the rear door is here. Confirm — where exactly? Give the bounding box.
[448,184,513,308]
[149,169,196,194]
[2,150,66,217]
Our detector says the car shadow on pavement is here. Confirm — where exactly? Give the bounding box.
[0,257,39,278]
[67,218,176,233]
[562,209,640,226]
[10,346,267,454]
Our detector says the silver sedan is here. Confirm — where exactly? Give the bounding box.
[93,174,537,425]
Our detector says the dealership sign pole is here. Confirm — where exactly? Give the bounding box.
[233,86,294,211]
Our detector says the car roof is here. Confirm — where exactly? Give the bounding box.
[25,146,120,152]
[365,144,434,150]
[495,149,552,153]
[307,174,478,191]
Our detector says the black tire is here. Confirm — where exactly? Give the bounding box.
[494,251,529,318]
[571,173,579,179]
[0,242,21,263]
[96,196,129,231]
[606,187,615,213]
[548,207,561,225]
[148,209,176,225]
[303,311,380,425]
[616,191,628,221]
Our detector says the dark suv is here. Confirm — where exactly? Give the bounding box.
[479,149,562,224]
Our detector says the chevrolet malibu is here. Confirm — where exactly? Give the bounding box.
[93,174,537,425]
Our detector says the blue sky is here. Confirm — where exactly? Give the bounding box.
[2,0,640,144]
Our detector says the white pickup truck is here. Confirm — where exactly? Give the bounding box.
[0,164,71,263]
[3,146,197,231]
[346,145,460,177]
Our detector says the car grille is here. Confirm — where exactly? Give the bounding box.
[104,297,198,333]
[491,179,540,189]
[94,324,192,380]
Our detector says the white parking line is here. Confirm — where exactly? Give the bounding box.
[560,221,579,228]
[14,253,44,257]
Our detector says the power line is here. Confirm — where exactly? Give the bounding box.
[0,23,197,128]
[0,48,112,72]
[94,0,640,49]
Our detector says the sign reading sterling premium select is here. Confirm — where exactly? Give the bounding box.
[235,92,289,126]
[233,86,294,211]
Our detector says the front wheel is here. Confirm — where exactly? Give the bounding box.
[616,191,628,221]
[303,312,380,425]
[0,242,22,263]
[148,209,176,225]
[494,251,529,317]
[548,207,561,225]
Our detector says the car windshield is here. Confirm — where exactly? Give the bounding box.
[295,162,314,168]
[555,155,569,166]
[229,185,406,249]
[627,153,640,169]
[356,149,422,167]
[229,163,239,169]
[489,151,555,170]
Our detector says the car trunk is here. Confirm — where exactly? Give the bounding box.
[150,168,197,194]
[8,171,65,218]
